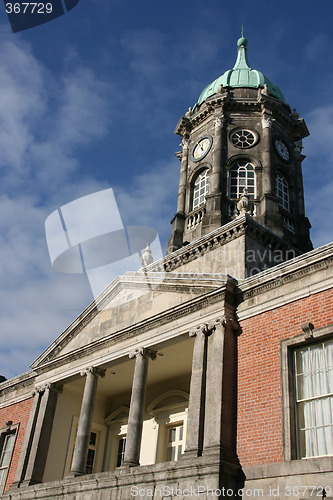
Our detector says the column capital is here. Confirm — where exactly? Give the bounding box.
[214,116,225,128]
[129,347,157,360]
[261,114,275,129]
[220,316,242,335]
[180,136,190,152]
[80,366,106,378]
[34,382,63,395]
[189,320,218,338]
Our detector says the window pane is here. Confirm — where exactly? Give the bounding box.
[86,449,95,471]
[317,426,332,456]
[89,432,97,446]
[0,468,7,493]
[116,437,126,467]
[295,341,333,458]
[0,432,16,494]
[229,161,256,199]
[0,435,15,468]
[193,170,209,210]
[275,173,289,210]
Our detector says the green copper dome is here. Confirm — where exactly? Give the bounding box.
[196,37,286,106]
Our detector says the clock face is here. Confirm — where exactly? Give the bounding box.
[274,138,290,161]
[191,135,213,161]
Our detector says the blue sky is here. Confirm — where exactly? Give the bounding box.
[1,0,333,379]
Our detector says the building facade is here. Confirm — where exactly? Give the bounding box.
[0,37,332,499]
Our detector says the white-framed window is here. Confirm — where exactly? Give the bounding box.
[63,418,107,477]
[85,431,98,474]
[275,172,289,211]
[0,430,16,495]
[166,422,185,461]
[193,170,209,210]
[104,405,129,470]
[230,161,255,199]
[147,390,188,464]
[116,435,126,467]
[294,340,333,458]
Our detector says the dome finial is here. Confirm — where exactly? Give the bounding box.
[237,26,248,48]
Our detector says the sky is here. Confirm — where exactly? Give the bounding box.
[0,0,333,379]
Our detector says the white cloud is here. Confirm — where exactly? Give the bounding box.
[303,105,333,247]
[115,158,179,246]
[305,34,330,61]
[0,36,114,379]
[305,105,333,162]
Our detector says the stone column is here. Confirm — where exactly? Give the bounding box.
[183,324,212,457]
[122,348,156,467]
[69,367,105,477]
[22,383,61,486]
[203,317,240,463]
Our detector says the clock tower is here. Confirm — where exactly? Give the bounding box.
[167,35,312,255]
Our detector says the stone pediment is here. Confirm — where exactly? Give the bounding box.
[31,272,231,370]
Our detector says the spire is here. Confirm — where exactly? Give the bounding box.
[195,32,286,107]
[233,31,251,71]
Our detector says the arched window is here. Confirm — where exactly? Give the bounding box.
[275,173,289,211]
[193,170,209,209]
[147,390,189,464]
[230,161,255,199]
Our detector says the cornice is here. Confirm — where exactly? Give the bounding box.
[0,370,36,405]
[32,272,228,370]
[237,242,333,310]
[186,93,307,136]
[33,281,236,374]
[151,214,296,274]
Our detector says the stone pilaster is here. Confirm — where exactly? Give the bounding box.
[184,323,213,457]
[177,136,189,213]
[210,115,224,194]
[167,135,189,253]
[261,111,273,195]
[202,116,224,234]
[69,367,105,477]
[122,348,156,467]
[22,383,61,486]
[10,390,42,488]
[203,317,240,464]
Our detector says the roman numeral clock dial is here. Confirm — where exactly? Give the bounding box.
[191,135,213,162]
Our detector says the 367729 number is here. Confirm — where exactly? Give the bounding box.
[5,3,53,14]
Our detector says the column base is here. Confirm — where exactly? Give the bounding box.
[20,478,42,487]
[67,471,85,478]
[181,448,201,460]
[202,444,240,466]
[8,481,22,490]
[120,460,140,468]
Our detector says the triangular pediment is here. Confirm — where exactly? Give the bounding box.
[32,271,231,369]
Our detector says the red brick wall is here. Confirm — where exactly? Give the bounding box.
[0,398,33,492]
[237,288,333,466]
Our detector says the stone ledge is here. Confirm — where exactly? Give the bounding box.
[243,456,333,479]
[149,214,296,274]
[3,455,234,499]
